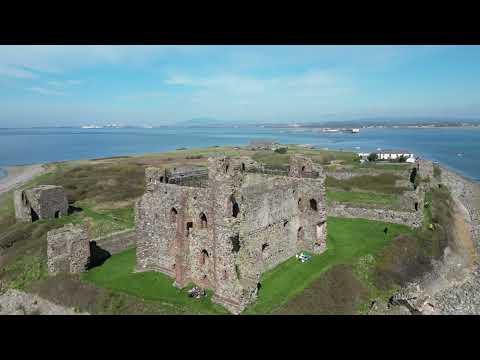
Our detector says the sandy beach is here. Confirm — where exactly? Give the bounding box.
[0,164,46,195]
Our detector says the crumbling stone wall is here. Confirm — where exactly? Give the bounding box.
[92,229,137,255]
[135,155,327,314]
[417,159,434,181]
[14,185,68,223]
[328,204,423,228]
[47,224,91,275]
[288,154,321,178]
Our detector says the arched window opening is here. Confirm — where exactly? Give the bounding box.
[199,212,208,228]
[310,199,318,211]
[415,202,419,211]
[231,195,239,218]
[241,163,245,171]
[159,176,164,183]
[262,243,269,252]
[186,222,193,236]
[54,210,60,219]
[200,249,209,265]
[301,166,306,172]
[297,227,304,244]
[230,234,240,253]
[170,208,178,223]
[225,164,229,173]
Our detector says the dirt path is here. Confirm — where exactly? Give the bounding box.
[0,164,46,195]
[0,289,88,315]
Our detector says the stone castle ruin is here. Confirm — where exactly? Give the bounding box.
[14,185,68,223]
[135,154,327,313]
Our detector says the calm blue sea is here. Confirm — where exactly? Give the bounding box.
[1,126,479,181]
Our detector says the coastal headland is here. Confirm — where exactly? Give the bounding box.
[0,145,479,315]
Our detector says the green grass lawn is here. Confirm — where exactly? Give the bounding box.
[326,190,400,208]
[81,217,412,315]
[82,248,228,314]
[244,217,413,314]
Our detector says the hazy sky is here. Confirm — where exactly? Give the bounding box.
[1,45,480,127]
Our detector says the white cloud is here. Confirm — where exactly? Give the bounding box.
[165,70,353,105]
[28,87,67,96]
[0,65,37,79]
[117,91,167,101]
[0,45,207,74]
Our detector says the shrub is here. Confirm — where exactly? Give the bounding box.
[274,147,288,154]
[367,153,378,162]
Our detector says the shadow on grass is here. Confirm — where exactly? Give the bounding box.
[88,241,111,270]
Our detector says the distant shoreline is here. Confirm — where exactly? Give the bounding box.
[0,164,46,195]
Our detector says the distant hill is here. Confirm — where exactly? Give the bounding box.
[180,118,231,126]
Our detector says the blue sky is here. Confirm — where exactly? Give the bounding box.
[1,45,480,127]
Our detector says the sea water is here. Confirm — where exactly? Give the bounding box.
[0,126,479,181]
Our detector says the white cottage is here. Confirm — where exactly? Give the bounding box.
[357,150,415,162]
[377,150,415,161]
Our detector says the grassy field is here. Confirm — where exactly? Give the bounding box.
[244,217,413,314]
[82,248,228,314]
[326,190,400,208]
[326,173,409,194]
[252,146,359,167]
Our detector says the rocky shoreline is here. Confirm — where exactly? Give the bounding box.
[373,163,480,315]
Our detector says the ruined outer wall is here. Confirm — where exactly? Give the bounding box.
[47,224,90,275]
[13,190,31,222]
[92,229,137,255]
[417,159,434,180]
[327,204,422,228]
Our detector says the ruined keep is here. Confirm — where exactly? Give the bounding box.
[47,224,91,275]
[135,154,327,314]
[14,185,68,223]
